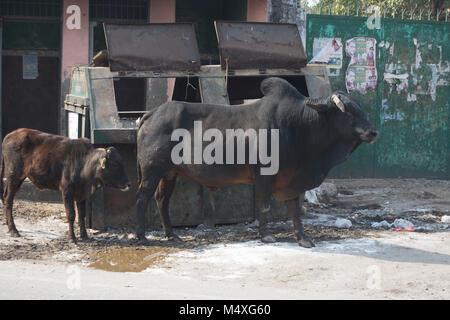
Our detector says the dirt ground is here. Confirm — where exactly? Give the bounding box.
[0,178,449,299]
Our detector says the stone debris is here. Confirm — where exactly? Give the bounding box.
[305,182,338,205]
[335,218,352,228]
[371,220,391,228]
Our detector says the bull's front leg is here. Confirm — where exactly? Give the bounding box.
[254,176,276,243]
[285,194,315,248]
[61,187,77,243]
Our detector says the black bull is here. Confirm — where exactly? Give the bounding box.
[136,77,379,247]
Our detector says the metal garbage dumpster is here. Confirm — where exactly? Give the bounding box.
[64,22,331,231]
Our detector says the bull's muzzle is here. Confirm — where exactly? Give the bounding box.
[362,129,379,144]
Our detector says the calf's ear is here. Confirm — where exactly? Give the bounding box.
[100,157,107,169]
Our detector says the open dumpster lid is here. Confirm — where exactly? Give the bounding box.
[104,23,201,72]
[215,21,307,71]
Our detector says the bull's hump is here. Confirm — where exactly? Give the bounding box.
[260,77,302,99]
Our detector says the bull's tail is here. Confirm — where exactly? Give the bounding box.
[136,154,142,189]
[137,107,157,131]
[136,108,158,188]
[0,155,4,205]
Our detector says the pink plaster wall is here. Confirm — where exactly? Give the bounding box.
[247,0,268,22]
[150,0,175,23]
[61,0,90,81]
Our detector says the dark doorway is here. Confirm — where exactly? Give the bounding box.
[176,0,247,64]
[1,14,61,138]
[1,54,60,136]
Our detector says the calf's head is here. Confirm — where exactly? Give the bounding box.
[305,91,379,144]
[97,147,131,191]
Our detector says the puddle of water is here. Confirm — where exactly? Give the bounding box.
[89,246,179,272]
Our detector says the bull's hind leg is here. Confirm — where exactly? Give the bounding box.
[3,177,25,237]
[136,170,163,241]
[285,194,314,248]
[154,172,180,241]
[254,176,276,243]
[204,188,216,228]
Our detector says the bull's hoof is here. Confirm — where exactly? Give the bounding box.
[261,234,276,243]
[8,230,21,237]
[68,237,78,244]
[297,238,315,248]
[166,234,182,242]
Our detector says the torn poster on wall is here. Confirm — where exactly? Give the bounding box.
[309,38,343,76]
[345,37,377,94]
[346,66,377,93]
[310,38,343,68]
[384,73,409,94]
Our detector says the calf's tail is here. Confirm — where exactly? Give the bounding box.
[0,155,4,204]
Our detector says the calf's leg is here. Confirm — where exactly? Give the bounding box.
[62,188,77,243]
[299,192,307,216]
[285,194,314,248]
[154,173,179,241]
[3,178,24,237]
[76,200,89,240]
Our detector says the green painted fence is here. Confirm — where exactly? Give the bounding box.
[306,14,449,179]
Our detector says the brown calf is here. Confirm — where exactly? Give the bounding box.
[1,128,130,243]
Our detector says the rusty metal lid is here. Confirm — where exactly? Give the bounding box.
[104,23,201,72]
[215,21,307,71]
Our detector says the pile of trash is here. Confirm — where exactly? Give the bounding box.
[371,218,415,231]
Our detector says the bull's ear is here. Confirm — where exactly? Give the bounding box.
[305,97,330,113]
[100,157,107,169]
[331,94,345,112]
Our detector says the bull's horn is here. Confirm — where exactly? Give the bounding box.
[305,97,330,112]
[331,94,345,112]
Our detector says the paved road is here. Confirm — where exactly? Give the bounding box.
[1,231,449,299]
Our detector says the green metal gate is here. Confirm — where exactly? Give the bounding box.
[306,14,449,179]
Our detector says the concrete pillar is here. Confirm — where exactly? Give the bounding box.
[247,0,269,22]
[61,0,90,135]
[146,0,176,108]
[267,0,307,49]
